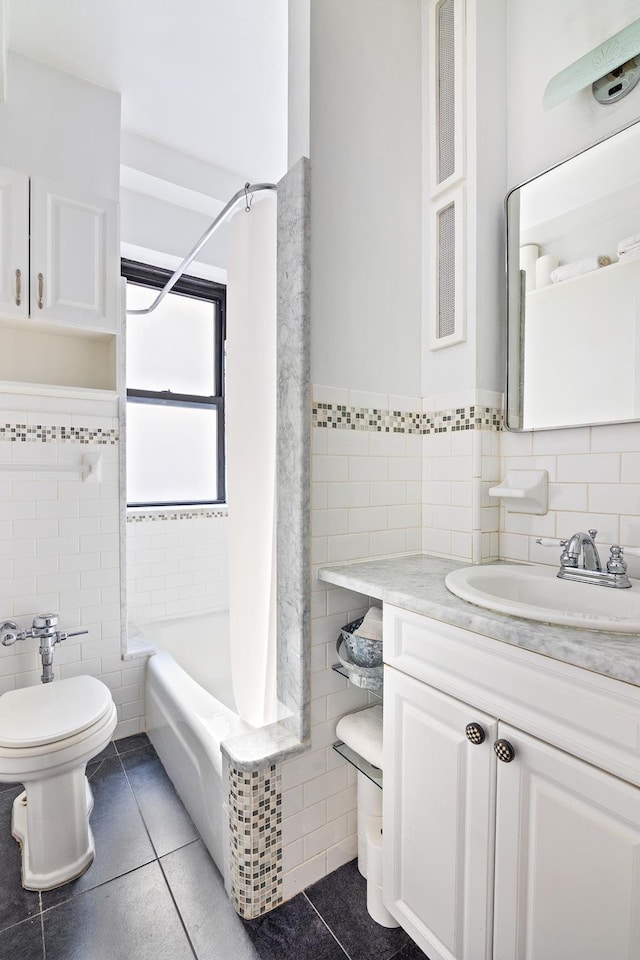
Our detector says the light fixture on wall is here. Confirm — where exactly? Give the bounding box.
[543,17,640,110]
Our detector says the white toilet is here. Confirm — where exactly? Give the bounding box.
[0,675,117,891]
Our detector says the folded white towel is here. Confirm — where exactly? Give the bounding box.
[336,705,383,769]
[618,233,640,256]
[355,605,383,643]
[619,246,640,262]
[551,256,611,283]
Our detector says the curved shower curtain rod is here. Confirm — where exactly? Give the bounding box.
[126,181,278,315]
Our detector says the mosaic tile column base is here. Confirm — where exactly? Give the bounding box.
[228,764,283,919]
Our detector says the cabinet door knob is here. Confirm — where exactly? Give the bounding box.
[15,269,21,307]
[37,273,44,309]
[493,739,516,763]
[465,722,486,745]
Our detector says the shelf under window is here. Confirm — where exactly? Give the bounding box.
[332,740,383,789]
[331,662,383,699]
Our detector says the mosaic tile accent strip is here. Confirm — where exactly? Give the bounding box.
[313,402,424,434]
[312,402,502,433]
[426,405,503,433]
[127,508,228,523]
[0,423,119,444]
[228,763,283,919]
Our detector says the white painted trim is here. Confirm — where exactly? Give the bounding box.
[429,184,466,350]
[428,0,466,199]
[119,242,227,285]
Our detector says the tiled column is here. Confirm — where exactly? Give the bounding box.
[227,763,284,919]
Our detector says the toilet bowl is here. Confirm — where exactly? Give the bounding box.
[0,675,117,891]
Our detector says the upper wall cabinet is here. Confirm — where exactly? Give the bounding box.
[0,168,29,321]
[0,167,119,335]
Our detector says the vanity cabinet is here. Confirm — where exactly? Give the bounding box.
[383,605,640,960]
[0,166,119,333]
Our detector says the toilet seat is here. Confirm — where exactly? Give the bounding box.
[0,676,112,749]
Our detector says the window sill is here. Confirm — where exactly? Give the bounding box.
[126,504,228,522]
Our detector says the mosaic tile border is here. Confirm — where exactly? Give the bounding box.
[127,508,228,523]
[312,402,502,433]
[228,764,283,919]
[0,423,118,445]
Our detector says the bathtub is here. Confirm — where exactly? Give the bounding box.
[143,610,252,877]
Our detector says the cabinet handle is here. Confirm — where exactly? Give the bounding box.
[15,269,21,307]
[465,722,486,745]
[493,739,516,763]
[37,273,44,309]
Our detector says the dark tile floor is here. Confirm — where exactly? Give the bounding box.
[0,735,427,960]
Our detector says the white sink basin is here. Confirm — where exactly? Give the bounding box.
[445,564,640,633]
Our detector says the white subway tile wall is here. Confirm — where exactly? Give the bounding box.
[281,388,423,899]
[126,511,229,624]
[0,409,143,739]
[499,420,640,576]
[421,395,501,563]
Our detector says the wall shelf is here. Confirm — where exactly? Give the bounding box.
[331,661,383,699]
[332,740,383,790]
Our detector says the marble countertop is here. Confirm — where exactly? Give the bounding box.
[318,554,640,688]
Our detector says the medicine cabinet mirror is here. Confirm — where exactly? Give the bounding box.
[505,119,640,431]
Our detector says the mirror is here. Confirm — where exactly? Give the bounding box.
[506,120,640,431]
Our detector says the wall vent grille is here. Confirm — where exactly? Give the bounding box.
[436,0,456,184]
[437,200,456,339]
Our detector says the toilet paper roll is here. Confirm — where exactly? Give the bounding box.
[535,254,559,288]
[519,243,539,292]
[365,816,399,928]
[357,772,382,879]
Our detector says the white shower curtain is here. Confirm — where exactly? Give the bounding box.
[225,193,278,729]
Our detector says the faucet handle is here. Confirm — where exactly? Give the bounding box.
[536,538,566,547]
[607,545,628,575]
[56,629,89,643]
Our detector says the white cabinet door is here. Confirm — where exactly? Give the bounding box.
[30,176,119,333]
[0,168,29,320]
[493,724,640,960]
[383,666,498,960]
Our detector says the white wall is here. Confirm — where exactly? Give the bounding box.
[0,52,120,200]
[309,0,423,397]
[507,0,640,186]
[280,0,424,896]
[120,188,229,274]
[288,0,310,166]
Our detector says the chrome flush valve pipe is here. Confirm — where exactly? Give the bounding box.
[0,613,88,683]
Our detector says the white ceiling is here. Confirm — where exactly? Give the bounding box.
[8,0,288,183]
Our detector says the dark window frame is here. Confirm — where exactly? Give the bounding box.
[122,258,226,508]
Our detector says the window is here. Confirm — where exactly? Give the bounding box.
[122,259,226,507]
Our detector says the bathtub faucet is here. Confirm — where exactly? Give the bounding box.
[0,614,89,683]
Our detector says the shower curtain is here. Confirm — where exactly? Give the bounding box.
[225,193,278,729]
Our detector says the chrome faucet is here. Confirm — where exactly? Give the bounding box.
[0,614,88,682]
[559,529,602,572]
[537,530,634,588]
